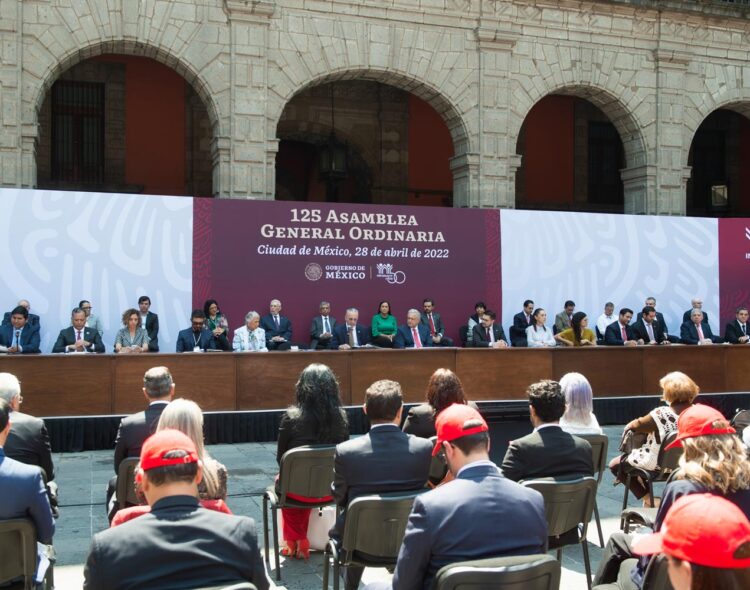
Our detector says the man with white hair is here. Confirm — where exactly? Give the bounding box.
[394,309,432,349]
[680,308,722,345]
[260,299,292,350]
[232,311,268,352]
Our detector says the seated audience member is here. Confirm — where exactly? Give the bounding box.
[632,305,669,345]
[682,297,709,325]
[501,379,593,481]
[79,299,103,337]
[114,308,150,353]
[0,398,55,544]
[394,308,432,349]
[526,308,556,347]
[53,307,105,353]
[176,310,229,352]
[390,404,547,590]
[276,364,349,559]
[232,311,268,352]
[604,308,639,346]
[309,301,337,350]
[421,298,453,346]
[559,372,602,435]
[465,301,486,346]
[204,298,229,342]
[2,299,40,333]
[84,429,270,590]
[632,494,750,590]
[260,298,293,351]
[554,300,576,333]
[403,368,474,438]
[470,310,508,348]
[680,308,722,345]
[329,308,370,349]
[609,371,698,506]
[0,305,41,353]
[596,301,616,340]
[138,295,159,352]
[725,306,750,344]
[555,311,597,347]
[594,404,750,589]
[333,379,433,590]
[371,300,398,347]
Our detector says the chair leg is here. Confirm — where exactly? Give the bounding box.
[647,478,655,508]
[620,474,631,529]
[556,548,562,561]
[322,546,329,590]
[262,494,269,565]
[333,555,340,590]
[272,505,281,581]
[593,499,604,548]
[582,540,592,590]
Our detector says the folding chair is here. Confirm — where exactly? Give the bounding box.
[115,457,141,512]
[433,554,561,590]
[578,433,609,547]
[0,518,54,590]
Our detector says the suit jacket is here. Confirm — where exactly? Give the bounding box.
[554,311,572,333]
[680,320,722,345]
[419,312,446,336]
[175,328,228,352]
[5,411,54,481]
[725,320,750,344]
[391,463,547,590]
[501,425,594,482]
[631,319,667,344]
[328,323,370,349]
[309,315,337,350]
[683,309,709,325]
[393,324,432,349]
[0,449,55,543]
[604,322,637,345]
[471,323,508,347]
[510,312,533,347]
[142,312,159,352]
[332,424,432,537]
[83,495,269,590]
[260,314,292,344]
[113,402,169,473]
[52,326,105,353]
[0,324,41,353]
[2,311,40,333]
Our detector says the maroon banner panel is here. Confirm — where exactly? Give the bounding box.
[718,218,750,331]
[193,199,501,347]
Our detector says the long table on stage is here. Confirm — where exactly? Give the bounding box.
[1,346,748,418]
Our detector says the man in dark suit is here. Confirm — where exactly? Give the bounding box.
[52,307,105,353]
[138,295,159,352]
[0,399,55,544]
[175,310,228,352]
[420,298,453,347]
[510,299,534,347]
[329,308,370,349]
[682,297,709,325]
[725,306,750,344]
[85,429,269,590]
[470,310,508,348]
[260,298,292,351]
[391,404,547,590]
[394,309,432,349]
[332,379,432,590]
[501,379,593,482]
[554,300,575,333]
[309,301,337,350]
[680,308,722,345]
[0,305,41,353]
[1,299,40,333]
[604,308,638,346]
[632,305,670,346]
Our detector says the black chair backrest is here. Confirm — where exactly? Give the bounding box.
[655,431,682,475]
[341,490,424,557]
[116,457,141,507]
[459,325,469,347]
[642,554,674,590]
[428,436,448,485]
[0,518,37,589]
[521,477,597,539]
[433,554,561,590]
[731,409,750,431]
[578,434,608,482]
[278,445,337,504]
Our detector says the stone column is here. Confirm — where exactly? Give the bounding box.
[0,1,22,187]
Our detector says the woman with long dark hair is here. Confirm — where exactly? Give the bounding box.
[556,311,596,346]
[402,368,474,438]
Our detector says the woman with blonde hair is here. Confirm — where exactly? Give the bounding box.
[559,372,602,435]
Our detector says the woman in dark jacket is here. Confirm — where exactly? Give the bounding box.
[402,368,473,438]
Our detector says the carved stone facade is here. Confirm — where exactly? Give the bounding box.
[1,0,750,212]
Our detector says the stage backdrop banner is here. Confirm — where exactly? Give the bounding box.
[193,199,501,347]
[718,219,750,331]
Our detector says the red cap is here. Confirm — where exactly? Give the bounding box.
[140,429,199,471]
[633,494,750,568]
[666,404,735,450]
[433,404,489,456]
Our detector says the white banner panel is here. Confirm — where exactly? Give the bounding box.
[0,189,193,353]
[500,210,719,338]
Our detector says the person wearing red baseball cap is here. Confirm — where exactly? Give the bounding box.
[83,429,270,590]
[632,494,750,590]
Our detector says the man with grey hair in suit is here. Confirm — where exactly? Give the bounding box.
[310,301,337,350]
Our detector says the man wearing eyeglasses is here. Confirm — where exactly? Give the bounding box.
[175,310,229,352]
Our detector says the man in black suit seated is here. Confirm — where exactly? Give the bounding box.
[420,298,453,347]
[680,308,722,345]
[394,309,432,349]
[0,305,41,353]
[260,298,293,351]
[175,310,229,352]
[332,379,432,590]
[604,308,639,346]
[138,295,159,352]
[85,429,270,590]
[510,299,535,347]
[329,308,370,349]
[682,297,709,325]
[632,305,670,346]
[470,310,508,348]
[310,300,337,350]
[52,307,105,353]
[725,306,750,344]
[501,379,593,482]
[1,299,40,333]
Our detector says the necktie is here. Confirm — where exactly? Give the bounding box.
[76,330,82,341]
[323,317,329,333]
[697,324,705,341]
[13,330,20,348]
[646,323,654,342]
[413,328,422,348]
[274,315,280,329]
[348,326,355,348]
[428,314,436,336]
[526,314,530,325]
[742,324,747,336]
[620,325,627,342]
